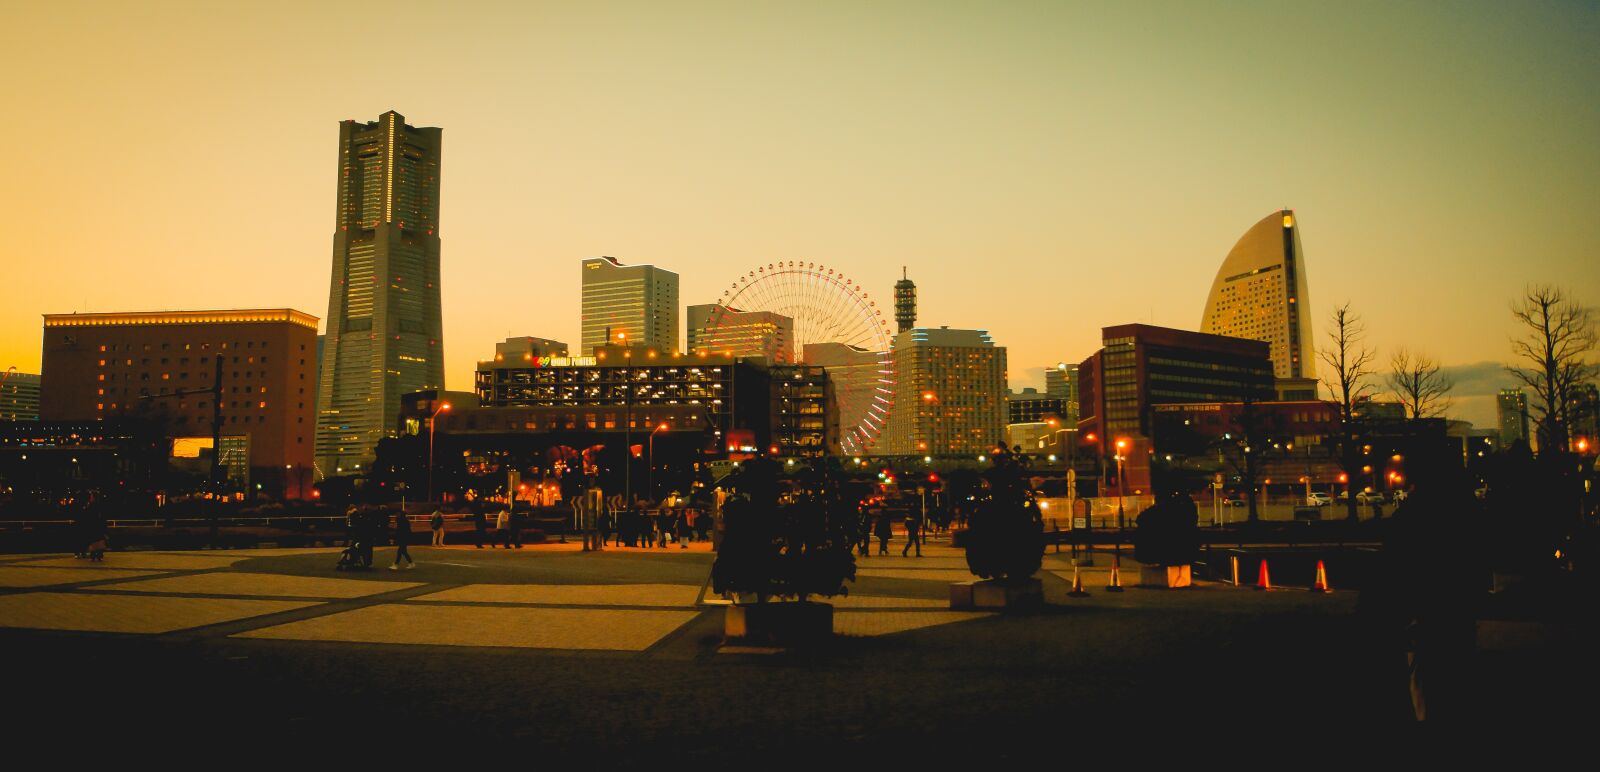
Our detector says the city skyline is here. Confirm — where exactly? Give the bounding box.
[3,2,1597,432]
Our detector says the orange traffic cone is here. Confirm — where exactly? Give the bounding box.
[1068,563,1090,597]
[1311,560,1331,593]
[1106,555,1125,592]
[1255,558,1272,590]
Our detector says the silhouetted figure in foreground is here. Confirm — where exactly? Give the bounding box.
[1362,446,1485,721]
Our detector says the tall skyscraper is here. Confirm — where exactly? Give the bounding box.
[1201,210,1315,382]
[894,268,917,333]
[1497,388,1529,448]
[687,304,794,362]
[581,257,679,354]
[877,327,1007,456]
[316,111,444,477]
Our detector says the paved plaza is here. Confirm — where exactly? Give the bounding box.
[2,537,1588,751]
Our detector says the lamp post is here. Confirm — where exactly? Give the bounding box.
[1114,437,1129,530]
[426,401,452,505]
[648,422,668,502]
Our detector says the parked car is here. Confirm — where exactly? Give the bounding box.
[1356,491,1384,505]
[1306,492,1333,507]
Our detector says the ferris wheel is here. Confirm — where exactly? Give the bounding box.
[704,261,895,454]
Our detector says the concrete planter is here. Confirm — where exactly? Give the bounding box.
[1139,564,1192,588]
[950,577,1043,610]
[724,601,833,645]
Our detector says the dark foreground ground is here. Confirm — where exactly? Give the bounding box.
[5,542,1594,758]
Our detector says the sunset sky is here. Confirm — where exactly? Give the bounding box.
[3,1,1596,428]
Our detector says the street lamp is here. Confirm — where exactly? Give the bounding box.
[1115,437,1129,530]
[648,422,668,502]
[426,401,452,505]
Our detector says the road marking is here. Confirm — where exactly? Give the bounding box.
[422,561,479,568]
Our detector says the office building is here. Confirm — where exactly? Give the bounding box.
[1045,363,1078,400]
[491,337,570,365]
[877,327,1008,456]
[1496,388,1529,448]
[475,344,836,458]
[1,371,40,421]
[1077,323,1274,447]
[581,257,679,354]
[1570,384,1599,447]
[316,111,445,477]
[39,309,319,497]
[1201,209,1316,382]
[687,304,795,363]
[1009,387,1069,426]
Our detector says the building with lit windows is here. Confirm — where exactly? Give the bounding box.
[39,309,318,497]
[877,327,1007,456]
[686,304,795,363]
[475,344,836,458]
[1496,388,1529,448]
[1,371,40,421]
[581,257,679,355]
[1077,324,1273,493]
[316,111,445,478]
[1200,210,1316,385]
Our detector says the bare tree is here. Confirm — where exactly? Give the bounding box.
[1508,285,1598,453]
[1387,348,1453,420]
[1321,303,1377,521]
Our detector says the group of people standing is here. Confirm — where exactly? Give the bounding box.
[466,506,525,549]
[597,494,708,548]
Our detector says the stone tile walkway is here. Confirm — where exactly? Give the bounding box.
[0,566,167,588]
[235,605,700,651]
[410,583,700,607]
[0,592,318,634]
[94,572,423,599]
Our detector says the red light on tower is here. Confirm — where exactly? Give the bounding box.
[927,473,939,483]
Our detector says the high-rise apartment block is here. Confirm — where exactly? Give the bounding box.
[877,327,1007,456]
[1497,388,1529,448]
[39,309,318,496]
[581,257,679,354]
[1201,210,1315,383]
[687,304,795,363]
[316,111,445,476]
[1,371,40,421]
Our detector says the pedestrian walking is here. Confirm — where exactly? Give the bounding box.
[874,510,893,555]
[494,507,510,548]
[471,508,487,548]
[389,510,414,570]
[430,508,446,547]
[901,510,923,557]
